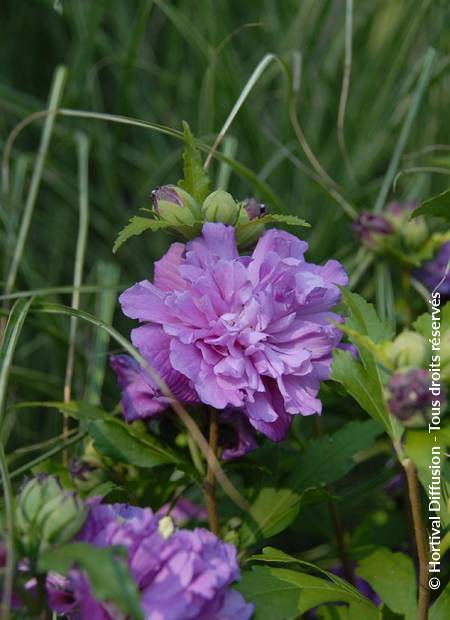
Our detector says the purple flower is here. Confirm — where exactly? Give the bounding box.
[414,242,450,299]
[110,353,198,422]
[352,211,393,250]
[49,501,253,620]
[218,409,258,461]
[243,198,266,220]
[387,368,442,421]
[119,224,347,441]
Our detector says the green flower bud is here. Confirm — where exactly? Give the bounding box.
[390,330,429,369]
[401,217,428,250]
[202,190,238,224]
[235,202,265,249]
[17,476,87,554]
[152,185,201,226]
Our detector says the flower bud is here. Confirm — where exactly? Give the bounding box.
[385,202,427,250]
[234,199,266,248]
[387,368,440,421]
[70,458,106,493]
[243,198,266,220]
[352,211,393,251]
[17,476,87,554]
[202,190,238,224]
[152,185,200,226]
[389,330,428,369]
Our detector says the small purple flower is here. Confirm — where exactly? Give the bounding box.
[243,198,266,220]
[48,500,253,620]
[414,241,450,299]
[119,223,347,442]
[352,211,393,251]
[218,409,258,461]
[387,368,442,421]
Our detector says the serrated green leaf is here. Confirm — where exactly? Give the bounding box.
[237,213,310,233]
[38,543,144,620]
[236,565,380,620]
[335,291,402,441]
[341,289,393,344]
[332,350,401,440]
[113,216,170,253]
[240,420,382,547]
[337,324,393,371]
[356,548,417,618]
[413,189,450,221]
[88,416,188,470]
[178,121,210,202]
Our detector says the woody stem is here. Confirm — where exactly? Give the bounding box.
[205,408,220,536]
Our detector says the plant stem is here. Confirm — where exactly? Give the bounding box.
[315,417,355,585]
[402,458,429,620]
[328,497,356,587]
[205,408,220,536]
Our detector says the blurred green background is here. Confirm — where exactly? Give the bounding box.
[1,0,449,448]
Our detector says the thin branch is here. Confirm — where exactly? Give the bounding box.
[402,458,429,620]
[205,409,220,535]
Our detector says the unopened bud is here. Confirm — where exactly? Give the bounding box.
[390,330,428,369]
[202,190,238,224]
[152,185,200,226]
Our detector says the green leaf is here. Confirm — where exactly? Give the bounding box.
[178,121,210,202]
[403,427,450,526]
[240,420,382,547]
[236,566,380,620]
[38,542,144,620]
[333,291,402,441]
[430,581,450,620]
[289,419,383,492]
[0,297,33,434]
[88,416,187,470]
[341,289,393,345]
[356,548,417,618]
[113,216,170,253]
[332,350,400,440]
[413,189,450,221]
[238,213,310,231]
[413,302,450,338]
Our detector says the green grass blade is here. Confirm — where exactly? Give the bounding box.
[0,443,14,620]
[0,298,33,435]
[373,47,436,213]
[85,261,120,404]
[4,66,67,296]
